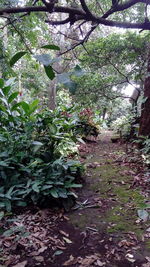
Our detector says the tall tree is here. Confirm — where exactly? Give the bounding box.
[139,47,150,136]
[1,0,150,134]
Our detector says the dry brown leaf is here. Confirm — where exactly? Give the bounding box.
[78,255,98,266]
[63,255,77,266]
[63,215,70,221]
[96,260,106,266]
[12,261,27,267]
[28,246,47,256]
[35,256,44,262]
[118,239,135,247]
[142,264,150,267]
[38,246,47,253]
[59,230,69,237]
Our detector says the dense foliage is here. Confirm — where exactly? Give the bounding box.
[0,78,100,213]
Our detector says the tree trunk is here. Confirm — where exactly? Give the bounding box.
[48,79,56,110]
[139,51,150,136]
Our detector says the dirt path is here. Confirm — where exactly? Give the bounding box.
[1,131,150,267]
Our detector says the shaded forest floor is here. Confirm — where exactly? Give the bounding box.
[1,131,150,267]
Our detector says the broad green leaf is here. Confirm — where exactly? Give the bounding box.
[32,143,43,153]
[1,97,8,106]
[0,211,4,220]
[64,81,77,94]
[5,186,15,199]
[0,161,9,167]
[11,102,22,112]
[57,188,67,198]
[41,185,53,190]
[32,182,41,193]
[21,101,30,114]
[0,104,7,113]
[44,65,55,80]
[34,54,52,66]
[4,199,11,212]
[8,91,19,103]
[3,228,15,237]
[10,51,27,67]
[41,44,60,51]
[32,141,43,146]
[49,124,57,134]
[30,99,39,111]
[16,201,27,207]
[57,73,71,84]
[0,78,4,88]
[50,188,58,198]
[2,86,11,96]
[65,183,82,188]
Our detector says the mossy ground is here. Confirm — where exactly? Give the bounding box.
[70,132,149,244]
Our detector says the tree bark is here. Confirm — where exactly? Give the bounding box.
[139,51,150,136]
[48,79,56,110]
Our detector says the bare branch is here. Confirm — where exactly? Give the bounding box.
[45,17,70,25]
[59,24,97,56]
[80,0,94,18]
[102,0,148,19]
[0,1,150,34]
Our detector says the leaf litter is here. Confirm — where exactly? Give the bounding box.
[0,131,150,267]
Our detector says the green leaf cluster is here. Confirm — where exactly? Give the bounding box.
[0,78,87,214]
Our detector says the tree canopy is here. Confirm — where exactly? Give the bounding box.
[0,0,150,51]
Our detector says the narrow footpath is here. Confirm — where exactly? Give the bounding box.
[1,131,150,267]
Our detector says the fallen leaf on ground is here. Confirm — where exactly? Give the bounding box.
[96,259,106,266]
[63,237,72,244]
[125,253,136,263]
[34,256,44,262]
[63,255,78,266]
[142,264,150,267]
[12,261,27,267]
[78,254,99,266]
[59,230,69,237]
[146,257,150,262]
[118,239,135,247]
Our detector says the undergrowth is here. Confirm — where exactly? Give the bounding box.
[0,78,100,215]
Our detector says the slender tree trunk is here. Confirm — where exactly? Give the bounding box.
[102,107,107,120]
[48,79,56,110]
[47,7,65,110]
[139,50,150,136]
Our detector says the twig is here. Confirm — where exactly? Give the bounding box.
[86,227,98,232]
[59,24,97,55]
[7,18,32,54]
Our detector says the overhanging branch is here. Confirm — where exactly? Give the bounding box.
[0,1,150,33]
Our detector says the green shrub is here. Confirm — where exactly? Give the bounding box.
[0,78,84,212]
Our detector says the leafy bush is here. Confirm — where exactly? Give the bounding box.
[76,108,100,138]
[0,78,84,213]
[55,106,100,139]
[111,116,131,139]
